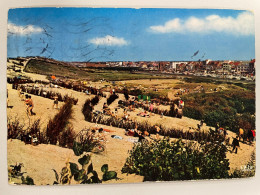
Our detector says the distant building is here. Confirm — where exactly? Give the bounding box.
[222,62,232,73]
[158,62,168,71]
[73,62,107,68]
[249,59,255,75]
[171,61,188,72]
[236,62,250,74]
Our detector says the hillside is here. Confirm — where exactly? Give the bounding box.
[22,58,172,81]
[24,58,91,79]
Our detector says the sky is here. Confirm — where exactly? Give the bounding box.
[7,8,255,62]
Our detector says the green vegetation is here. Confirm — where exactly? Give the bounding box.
[182,89,255,132]
[122,129,230,181]
[53,141,117,184]
[25,59,87,78]
[24,59,166,81]
[8,163,35,185]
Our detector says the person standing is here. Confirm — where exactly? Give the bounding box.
[27,95,35,116]
[239,128,244,141]
[149,103,154,112]
[53,95,59,109]
[154,125,161,139]
[232,136,240,154]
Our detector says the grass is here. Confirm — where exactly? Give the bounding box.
[24,58,168,81]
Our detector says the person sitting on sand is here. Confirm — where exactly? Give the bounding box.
[91,129,98,141]
[31,134,39,146]
[137,110,150,117]
[123,112,129,121]
[97,128,106,142]
[103,103,109,114]
[92,125,115,133]
[132,128,149,142]
[154,125,161,139]
[53,95,59,109]
[125,129,135,136]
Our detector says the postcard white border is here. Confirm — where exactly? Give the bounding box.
[0,0,259,195]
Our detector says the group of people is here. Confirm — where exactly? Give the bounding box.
[91,126,107,143]
[238,128,256,143]
[16,85,35,115]
[125,124,150,142]
[125,124,161,142]
[231,128,256,154]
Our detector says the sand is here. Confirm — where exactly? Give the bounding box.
[7,79,256,185]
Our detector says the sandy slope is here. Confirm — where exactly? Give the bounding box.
[7,82,255,185]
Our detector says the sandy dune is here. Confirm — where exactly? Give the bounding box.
[7,81,255,185]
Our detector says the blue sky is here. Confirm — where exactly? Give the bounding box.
[7,8,255,62]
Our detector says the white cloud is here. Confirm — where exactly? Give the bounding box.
[89,35,129,46]
[149,11,254,36]
[8,23,43,36]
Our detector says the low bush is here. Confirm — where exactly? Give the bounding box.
[27,119,48,144]
[8,163,35,185]
[182,90,255,132]
[82,99,94,121]
[107,94,119,105]
[46,98,74,145]
[58,125,76,149]
[73,128,101,154]
[122,129,230,181]
[7,117,24,139]
[53,141,117,185]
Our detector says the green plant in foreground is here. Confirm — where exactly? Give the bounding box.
[122,130,230,181]
[21,176,35,185]
[8,163,35,185]
[53,141,117,185]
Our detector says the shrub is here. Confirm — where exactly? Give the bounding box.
[27,119,48,144]
[7,117,24,139]
[182,89,255,132]
[58,125,76,149]
[73,128,101,154]
[8,163,35,185]
[90,95,100,106]
[82,99,94,121]
[46,98,74,145]
[107,94,119,105]
[28,119,41,135]
[53,142,117,185]
[123,88,129,100]
[122,130,230,181]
